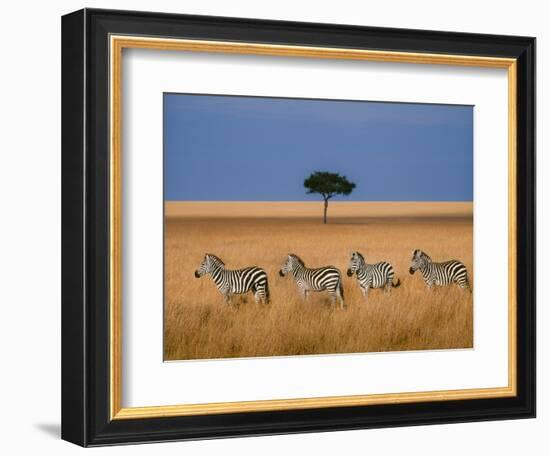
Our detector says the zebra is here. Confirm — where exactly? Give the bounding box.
[409,249,471,291]
[194,253,270,304]
[279,254,345,309]
[346,251,400,299]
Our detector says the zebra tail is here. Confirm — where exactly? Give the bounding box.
[392,278,401,288]
[265,279,271,303]
[339,280,344,300]
[465,274,472,293]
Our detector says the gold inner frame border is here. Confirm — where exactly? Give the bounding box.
[109,35,517,420]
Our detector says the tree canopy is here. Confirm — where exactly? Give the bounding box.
[304,171,356,200]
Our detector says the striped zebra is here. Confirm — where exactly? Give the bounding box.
[194,254,270,304]
[279,254,345,309]
[409,249,471,291]
[346,251,400,299]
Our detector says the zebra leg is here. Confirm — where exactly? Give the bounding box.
[329,289,343,309]
[219,286,233,305]
[300,287,308,300]
[362,285,370,301]
[254,286,268,304]
[328,281,345,309]
[337,283,345,310]
[256,292,268,304]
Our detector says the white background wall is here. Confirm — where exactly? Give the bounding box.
[0,0,545,454]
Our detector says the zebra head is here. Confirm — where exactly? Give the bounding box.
[347,251,365,277]
[195,254,224,278]
[279,254,304,277]
[409,249,431,275]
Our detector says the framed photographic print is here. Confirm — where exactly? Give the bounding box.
[61,8,536,447]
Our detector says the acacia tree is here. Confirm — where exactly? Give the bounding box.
[304,171,356,224]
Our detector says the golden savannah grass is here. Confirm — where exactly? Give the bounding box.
[164,201,473,361]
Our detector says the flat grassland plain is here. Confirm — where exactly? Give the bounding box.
[164,202,473,361]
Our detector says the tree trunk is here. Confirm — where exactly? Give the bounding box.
[323,198,328,224]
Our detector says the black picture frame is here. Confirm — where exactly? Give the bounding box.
[62,8,535,447]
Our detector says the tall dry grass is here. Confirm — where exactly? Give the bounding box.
[164,202,473,361]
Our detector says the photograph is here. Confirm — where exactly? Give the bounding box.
[163,93,474,361]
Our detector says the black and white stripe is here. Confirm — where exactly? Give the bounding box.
[409,249,471,290]
[346,251,400,299]
[279,254,345,309]
[195,254,270,304]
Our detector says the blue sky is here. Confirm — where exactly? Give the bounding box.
[164,94,473,201]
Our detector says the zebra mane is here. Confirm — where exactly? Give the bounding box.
[206,253,225,266]
[353,251,365,262]
[414,249,431,262]
[288,254,305,266]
